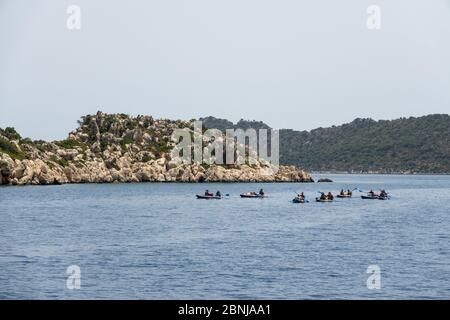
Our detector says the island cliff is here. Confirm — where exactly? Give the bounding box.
[0,112,313,185]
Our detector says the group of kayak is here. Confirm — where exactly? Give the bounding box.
[196,189,266,199]
[294,188,390,203]
[301,189,389,203]
[197,188,390,201]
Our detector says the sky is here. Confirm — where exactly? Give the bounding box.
[1,0,450,140]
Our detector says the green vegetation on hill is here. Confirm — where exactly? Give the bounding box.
[0,135,26,160]
[55,139,87,150]
[281,115,450,173]
[0,127,22,141]
[199,117,270,132]
[0,127,27,160]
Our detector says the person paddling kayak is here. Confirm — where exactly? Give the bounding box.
[320,192,334,200]
[293,192,306,203]
[295,192,305,200]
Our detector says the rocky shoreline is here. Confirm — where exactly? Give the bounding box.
[0,112,313,186]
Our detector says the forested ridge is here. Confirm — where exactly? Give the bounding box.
[201,114,450,173]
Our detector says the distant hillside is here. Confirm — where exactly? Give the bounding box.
[201,114,450,173]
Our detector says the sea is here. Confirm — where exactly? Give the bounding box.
[0,174,449,299]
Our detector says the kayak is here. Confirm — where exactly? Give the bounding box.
[196,195,222,200]
[292,197,306,203]
[337,194,352,198]
[316,197,333,202]
[361,195,380,200]
[240,193,266,198]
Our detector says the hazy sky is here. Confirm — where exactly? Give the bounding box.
[1,0,450,140]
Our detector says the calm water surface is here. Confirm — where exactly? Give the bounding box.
[0,174,449,299]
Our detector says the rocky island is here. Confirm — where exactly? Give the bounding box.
[0,112,313,185]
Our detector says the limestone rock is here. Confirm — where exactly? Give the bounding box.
[0,112,313,185]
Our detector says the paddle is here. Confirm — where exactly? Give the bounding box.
[220,194,231,200]
[316,190,325,200]
[342,187,358,196]
[351,188,358,193]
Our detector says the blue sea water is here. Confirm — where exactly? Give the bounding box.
[0,174,449,299]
